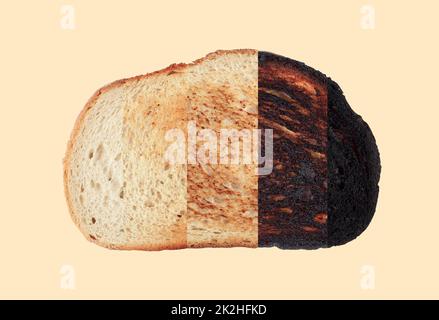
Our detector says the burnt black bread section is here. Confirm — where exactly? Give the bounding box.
[258,51,328,249]
[257,51,381,249]
[327,76,380,246]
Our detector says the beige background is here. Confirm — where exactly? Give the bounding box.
[0,0,438,299]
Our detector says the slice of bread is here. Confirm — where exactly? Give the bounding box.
[64,49,380,250]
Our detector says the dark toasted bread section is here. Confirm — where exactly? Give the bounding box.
[327,80,380,246]
[257,51,381,249]
[258,51,328,249]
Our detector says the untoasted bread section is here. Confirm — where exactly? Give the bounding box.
[64,86,128,248]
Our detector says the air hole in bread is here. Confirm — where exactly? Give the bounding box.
[145,201,154,208]
[79,194,84,205]
[89,234,97,240]
[91,217,96,224]
[206,196,215,204]
[95,144,104,161]
[88,150,94,159]
[119,190,124,199]
[114,153,122,161]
